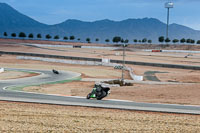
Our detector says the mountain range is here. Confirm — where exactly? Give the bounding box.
[1,2,200,43]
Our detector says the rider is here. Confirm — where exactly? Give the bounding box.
[87,83,110,100]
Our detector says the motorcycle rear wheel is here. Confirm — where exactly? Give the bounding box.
[96,91,106,100]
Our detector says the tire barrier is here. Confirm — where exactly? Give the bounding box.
[152,50,162,52]
[1,51,200,70]
[73,45,82,48]
[114,65,123,70]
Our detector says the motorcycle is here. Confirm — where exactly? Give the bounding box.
[86,84,110,100]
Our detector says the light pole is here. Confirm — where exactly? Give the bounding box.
[165,1,174,39]
[121,43,126,84]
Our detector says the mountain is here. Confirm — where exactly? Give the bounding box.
[1,2,200,43]
[0,3,49,34]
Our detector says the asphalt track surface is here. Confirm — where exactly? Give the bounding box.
[0,68,200,115]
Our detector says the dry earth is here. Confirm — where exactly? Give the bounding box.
[1,39,200,67]
[1,54,200,105]
[0,45,200,105]
[2,38,200,50]
[0,70,38,80]
[0,101,200,132]
[1,39,200,132]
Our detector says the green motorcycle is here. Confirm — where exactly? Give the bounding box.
[86,84,110,100]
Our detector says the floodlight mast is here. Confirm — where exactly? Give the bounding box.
[121,43,125,84]
[165,2,174,39]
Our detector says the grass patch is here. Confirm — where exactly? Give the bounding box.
[7,70,38,74]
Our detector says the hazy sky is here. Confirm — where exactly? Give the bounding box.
[1,0,200,30]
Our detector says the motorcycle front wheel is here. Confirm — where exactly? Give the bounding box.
[86,93,91,99]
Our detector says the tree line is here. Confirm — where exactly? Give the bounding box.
[1,32,153,44]
[2,31,200,44]
[158,36,200,44]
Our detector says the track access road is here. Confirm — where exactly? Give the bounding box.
[0,68,200,115]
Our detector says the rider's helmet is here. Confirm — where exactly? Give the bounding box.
[94,83,101,88]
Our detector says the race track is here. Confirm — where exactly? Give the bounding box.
[0,68,200,115]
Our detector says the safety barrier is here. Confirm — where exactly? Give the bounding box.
[17,56,118,67]
[126,67,143,81]
[17,56,143,81]
[1,51,200,70]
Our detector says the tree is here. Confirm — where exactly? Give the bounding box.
[172,39,179,44]
[191,39,195,44]
[95,38,99,42]
[112,36,121,43]
[11,33,16,38]
[124,39,129,43]
[63,36,68,40]
[197,40,200,44]
[46,34,51,39]
[142,38,147,43]
[105,39,110,43]
[121,39,124,43]
[19,32,26,38]
[180,38,186,43]
[37,34,42,39]
[133,39,137,43]
[54,35,59,40]
[186,39,192,44]
[86,38,90,43]
[148,40,152,44]
[70,36,75,40]
[3,32,8,37]
[165,38,170,43]
[158,36,164,43]
[77,38,81,41]
[28,33,34,39]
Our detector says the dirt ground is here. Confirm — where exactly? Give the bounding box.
[0,101,199,132]
[0,55,128,79]
[2,38,200,50]
[0,70,38,80]
[1,39,200,105]
[1,39,200,132]
[1,39,200,67]
[1,54,200,105]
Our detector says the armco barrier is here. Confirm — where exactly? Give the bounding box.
[1,51,200,70]
[126,67,143,81]
[110,60,200,70]
[0,51,101,62]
